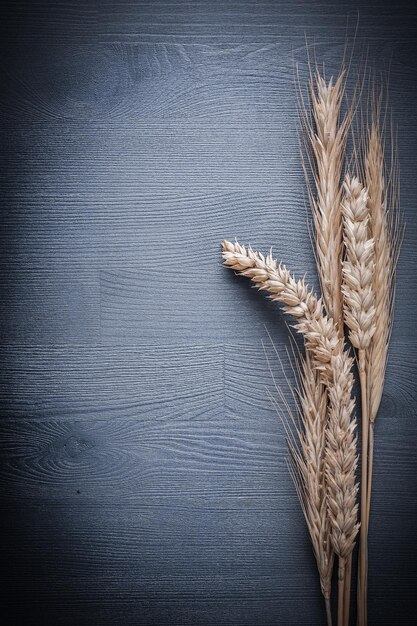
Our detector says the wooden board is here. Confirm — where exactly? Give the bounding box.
[1,1,417,624]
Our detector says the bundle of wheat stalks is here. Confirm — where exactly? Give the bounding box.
[221,66,401,626]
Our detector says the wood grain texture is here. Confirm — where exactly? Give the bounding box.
[1,1,417,625]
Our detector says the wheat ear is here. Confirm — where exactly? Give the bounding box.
[289,352,333,623]
[365,116,400,530]
[222,240,359,625]
[365,122,393,423]
[325,351,360,626]
[301,70,350,337]
[341,173,376,626]
[266,338,333,624]
[222,240,341,377]
[354,113,400,626]
[341,174,376,352]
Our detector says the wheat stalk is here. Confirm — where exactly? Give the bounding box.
[222,240,359,625]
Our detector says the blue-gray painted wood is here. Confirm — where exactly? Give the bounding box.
[1,1,417,624]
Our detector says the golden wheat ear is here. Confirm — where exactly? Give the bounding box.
[299,68,351,339]
[341,174,377,351]
[264,335,334,625]
[364,119,401,423]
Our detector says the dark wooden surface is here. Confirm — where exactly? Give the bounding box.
[1,2,417,625]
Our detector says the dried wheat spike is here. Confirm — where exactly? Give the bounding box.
[301,71,351,337]
[290,354,334,601]
[341,175,376,352]
[365,122,396,421]
[221,239,340,380]
[325,352,360,559]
